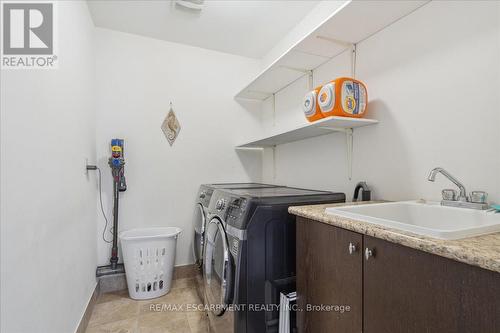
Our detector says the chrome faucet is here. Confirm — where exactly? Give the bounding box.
[427,167,488,210]
[427,167,467,201]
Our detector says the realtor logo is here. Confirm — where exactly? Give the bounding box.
[1,2,58,69]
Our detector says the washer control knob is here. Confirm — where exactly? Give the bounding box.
[199,192,206,199]
[216,199,226,211]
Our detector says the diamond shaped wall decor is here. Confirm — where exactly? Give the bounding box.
[161,104,181,146]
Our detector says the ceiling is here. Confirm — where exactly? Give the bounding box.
[87,0,319,59]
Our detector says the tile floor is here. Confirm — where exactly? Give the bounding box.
[86,277,208,333]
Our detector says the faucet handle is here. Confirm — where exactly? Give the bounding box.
[470,191,488,204]
[442,189,457,201]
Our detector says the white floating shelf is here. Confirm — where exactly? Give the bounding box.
[236,116,378,149]
[235,0,429,100]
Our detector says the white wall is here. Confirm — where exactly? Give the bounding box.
[0,2,97,333]
[261,0,346,69]
[94,28,262,267]
[1,3,498,332]
[261,1,500,204]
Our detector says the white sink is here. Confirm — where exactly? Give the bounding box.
[325,201,500,240]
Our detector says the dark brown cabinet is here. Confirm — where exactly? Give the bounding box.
[296,217,363,333]
[363,235,500,333]
[296,217,500,333]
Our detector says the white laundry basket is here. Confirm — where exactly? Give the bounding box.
[119,227,182,300]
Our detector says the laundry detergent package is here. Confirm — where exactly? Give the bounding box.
[302,86,324,122]
[318,77,368,118]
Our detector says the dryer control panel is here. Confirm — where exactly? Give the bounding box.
[226,197,247,222]
[209,190,251,229]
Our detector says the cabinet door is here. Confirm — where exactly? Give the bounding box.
[364,236,500,333]
[296,217,363,333]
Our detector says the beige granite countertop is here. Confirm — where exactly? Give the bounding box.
[289,202,500,273]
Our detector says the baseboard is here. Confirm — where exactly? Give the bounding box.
[75,283,99,333]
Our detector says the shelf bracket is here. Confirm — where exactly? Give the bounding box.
[345,128,353,180]
[316,35,353,48]
[278,65,311,74]
[242,90,274,100]
[317,126,354,180]
[272,93,276,127]
[350,44,357,78]
[278,66,314,90]
[316,36,356,78]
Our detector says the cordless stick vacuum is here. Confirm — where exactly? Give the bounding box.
[96,139,127,277]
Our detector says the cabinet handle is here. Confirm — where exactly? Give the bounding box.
[365,248,374,260]
[348,242,357,255]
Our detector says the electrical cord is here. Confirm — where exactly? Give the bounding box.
[97,167,113,243]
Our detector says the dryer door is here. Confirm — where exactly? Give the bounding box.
[192,203,206,267]
[204,217,233,316]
